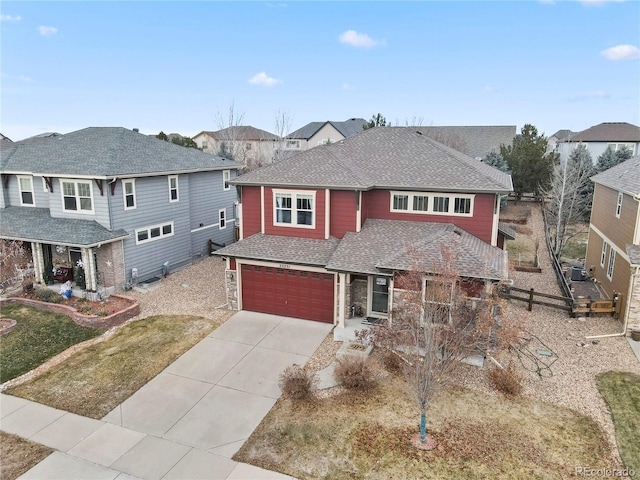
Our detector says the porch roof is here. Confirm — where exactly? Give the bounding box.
[214,233,340,267]
[0,207,129,247]
[326,219,508,281]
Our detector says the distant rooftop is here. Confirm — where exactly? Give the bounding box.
[563,122,640,143]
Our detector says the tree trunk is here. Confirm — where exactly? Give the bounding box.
[420,408,427,443]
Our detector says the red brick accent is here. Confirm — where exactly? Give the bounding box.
[0,295,140,329]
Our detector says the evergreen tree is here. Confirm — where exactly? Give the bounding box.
[500,124,557,197]
[482,151,509,172]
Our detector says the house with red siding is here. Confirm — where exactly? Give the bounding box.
[215,127,513,328]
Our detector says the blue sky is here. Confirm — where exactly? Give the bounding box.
[1,1,639,141]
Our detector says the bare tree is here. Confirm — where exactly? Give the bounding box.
[543,144,593,257]
[272,109,292,163]
[358,246,514,448]
[1,240,28,284]
[214,102,248,164]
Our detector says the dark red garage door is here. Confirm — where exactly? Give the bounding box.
[241,265,334,323]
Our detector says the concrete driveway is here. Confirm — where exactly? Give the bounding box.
[3,311,333,479]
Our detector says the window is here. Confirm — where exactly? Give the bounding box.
[135,221,174,245]
[61,179,93,213]
[202,141,208,149]
[223,170,231,191]
[122,179,136,210]
[609,143,636,155]
[616,192,623,218]
[245,143,252,150]
[286,140,300,148]
[390,191,474,216]
[454,197,471,214]
[607,249,615,279]
[168,175,179,202]
[273,190,315,228]
[371,276,389,314]
[433,196,449,213]
[18,176,34,206]
[393,194,409,211]
[219,208,226,229]
[413,195,429,212]
[600,241,607,267]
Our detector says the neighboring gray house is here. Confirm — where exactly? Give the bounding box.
[416,125,516,160]
[283,118,367,153]
[557,122,640,163]
[0,127,241,294]
[548,129,576,154]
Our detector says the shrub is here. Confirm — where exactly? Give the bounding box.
[381,350,403,374]
[278,364,317,400]
[334,356,375,390]
[22,280,34,294]
[487,362,523,397]
[33,288,62,304]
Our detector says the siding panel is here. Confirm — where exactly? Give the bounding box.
[241,186,262,237]
[330,190,357,238]
[591,185,637,248]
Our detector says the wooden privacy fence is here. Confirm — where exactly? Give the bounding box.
[498,285,621,317]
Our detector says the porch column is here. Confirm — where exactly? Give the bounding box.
[81,247,97,291]
[31,242,44,284]
[337,272,346,328]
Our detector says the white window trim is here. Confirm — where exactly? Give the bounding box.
[616,192,623,218]
[59,179,94,214]
[168,175,179,203]
[272,189,316,229]
[607,249,615,280]
[17,175,35,207]
[223,170,231,191]
[600,241,607,267]
[135,221,175,245]
[122,179,136,210]
[219,208,226,230]
[389,191,475,217]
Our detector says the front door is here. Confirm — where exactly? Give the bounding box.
[370,276,389,315]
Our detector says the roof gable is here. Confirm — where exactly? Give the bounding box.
[0,127,241,177]
[591,155,640,196]
[235,127,512,193]
[196,126,279,141]
[564,122,640,143]
[287,118,367,140]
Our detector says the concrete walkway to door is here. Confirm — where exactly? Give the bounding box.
[2,311,333,479]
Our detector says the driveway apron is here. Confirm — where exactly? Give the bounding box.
[5,311,332,479]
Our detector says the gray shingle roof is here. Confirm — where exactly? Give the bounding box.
[1,127,241,177]
[550,129,576,142]
[195,126,279,141]
[214,234,340,267]
[0,207,129,247]
[627,244,640,266]
[591,156,640,196]
[326,219,507,280]
[287,118,367,140]
[216,219,507,281]
[234,127,512,193]
[498,222,516,240]
[563,122,640,143]
[416,125,516,159]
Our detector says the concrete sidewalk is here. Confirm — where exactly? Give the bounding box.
[1,311,333,479]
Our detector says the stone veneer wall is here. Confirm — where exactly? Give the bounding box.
[628,272,640,333]
[226,269,238,310]
[1,295,139,329]
[350,276,368,318]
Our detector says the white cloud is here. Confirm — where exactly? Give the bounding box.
[18,75,34,83]
[342,83,356,91]
[483,85,498,93]
[1,14,22,22]
[339,30,384,48]
[580,0,624,5]
[248,72,281,87]
[38,26,58,36]
[601,44,640,60]
[568,91,610,102]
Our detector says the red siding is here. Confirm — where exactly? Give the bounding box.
[241,186,262,238]
[263,187,326,239]
[229,258,236,269]
[330,190,357,238]
[363,190,495,244]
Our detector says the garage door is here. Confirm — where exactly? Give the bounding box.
[241,265,334,323]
